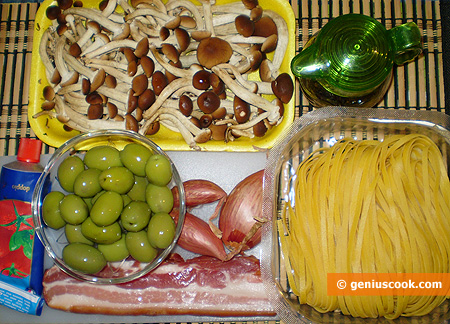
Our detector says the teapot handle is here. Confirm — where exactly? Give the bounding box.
[387,21,422,65]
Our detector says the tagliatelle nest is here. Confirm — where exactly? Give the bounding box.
[35,0,294,150]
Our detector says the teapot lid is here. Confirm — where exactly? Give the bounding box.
[294,14,395,97]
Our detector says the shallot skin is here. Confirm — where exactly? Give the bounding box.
[172,179,227,207]
[170,209,227,261]
[219,170,264,252]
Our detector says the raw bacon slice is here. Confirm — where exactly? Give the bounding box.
[43,254,276,317]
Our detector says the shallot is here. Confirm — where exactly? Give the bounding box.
[170,209,227,261]
[219,170,265,258]
[172,179,227,221]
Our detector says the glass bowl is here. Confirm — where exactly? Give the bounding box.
[32,130,186,284]
[261,107,450,323]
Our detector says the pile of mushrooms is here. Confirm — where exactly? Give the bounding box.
[36,0,294,150]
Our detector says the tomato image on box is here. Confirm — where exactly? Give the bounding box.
[0,138,45,315]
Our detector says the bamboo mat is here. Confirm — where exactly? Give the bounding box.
[0,0,447,323]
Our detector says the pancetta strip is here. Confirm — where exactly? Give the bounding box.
[43,254,275,317]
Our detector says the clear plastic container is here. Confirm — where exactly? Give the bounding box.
[261,107,450,323]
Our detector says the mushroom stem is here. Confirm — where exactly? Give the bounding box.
[149,45,194,79]
[39,29,57,83]
[261,10,288,71]
[55,35,79,86]
[86,63,134,84]
[102,0,118,17]
[56,83,82,95]
[117,0,134,14]
[142,77,191,119]
[84,39,137,58]
[212,66,280,123]
[218,63,258,93]
[229,110,269,130]
[165,0,204,29]
[125,8,170,22]
[201,0,215,36]
[64,7,130,40]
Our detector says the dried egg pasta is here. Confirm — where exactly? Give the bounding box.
[280,134,450,319]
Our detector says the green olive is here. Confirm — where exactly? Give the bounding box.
[121,194,132,207]
[120,143,153,177]
[97,235,129,262]
[99,166,135,194]
[59,193,89,225]
[145,183,174,213]
[90,191,124,226]
[147,212,175,249]
[65,224,94,245]
[83,145,123,171]
[73,168,102,198]
[57,155,85,193]
[145,154,173,186]
[42,191,66,229]
[127,176,148,202]
[125,231,157,263]
[62,243,106,274]
[121,201,151,232]
[81,217,122,244]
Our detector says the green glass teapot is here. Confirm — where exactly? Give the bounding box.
[291,14,422,107]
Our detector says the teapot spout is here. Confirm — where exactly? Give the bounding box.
[290,46,329,80]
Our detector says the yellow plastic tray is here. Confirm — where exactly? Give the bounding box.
[29,0,296,151]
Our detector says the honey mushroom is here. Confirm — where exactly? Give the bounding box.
[35,0,293,149]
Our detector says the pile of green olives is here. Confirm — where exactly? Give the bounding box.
[42,143,177,274]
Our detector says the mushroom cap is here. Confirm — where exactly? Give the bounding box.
[233,96,251,124]
[198,91,220,114]
[161,43,180,63]
[197,37,233,69]
[43,85,55,101]
[253,16,277,37]
[46,6,61,20]
[132,74,149,96]
[180,16,197,29]
[61,71,79,87]
[107,102,118,118]
[235,15,254,38]
[90,69,106,92]
[57,0,73,10]
[141,56,155,77]
[69,43,82,57]
[242,0,259,10]
[272,73,294,104]
[192,70,211,90]
[179,94,193,116]
[250,5,263,21]
[159,27,170,41]
[261,34,278,53]
[175,28,190,53]
[81,78,91,95]
[87,103,104,120]
[96,32,111,44]
[130,0,156,7]
[86,21,101,33]
[134,37,149,58]
[152,70,168,96]
[138,89,156,110]
[165,16,181,29]
[253,119,268,137]
[105,74,117,88]
[191,30,211,42]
